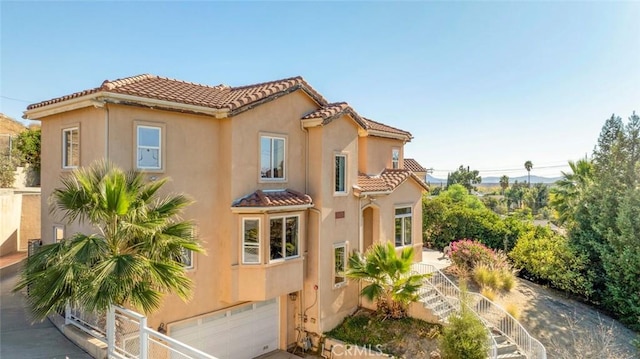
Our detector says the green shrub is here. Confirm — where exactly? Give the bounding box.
[0,156,17,188]
[509,226,592,297]
[440,282,488,359]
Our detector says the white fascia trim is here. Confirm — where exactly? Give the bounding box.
[230,203,313,213]
[358,190,392,196]
[23,94,105,119]
[23,91,229,120]
[301,118,323,128]
[102,93,229,118]
[367,129,411,141]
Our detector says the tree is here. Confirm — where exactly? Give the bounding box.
[447,165,481,193]
[524,160,533,186]
[499,175,509,195]
[14,160,204,320]
[14,127,41,171]
[549,159,593,226]
[567,112,640,330]
[346,242,428,319]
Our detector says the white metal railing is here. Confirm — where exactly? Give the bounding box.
[66,303,107,338]
[64,303,217,359]
[412,263,546,359]
[107,306,218,359]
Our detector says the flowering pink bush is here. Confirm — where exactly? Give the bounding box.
[450,239,499,273]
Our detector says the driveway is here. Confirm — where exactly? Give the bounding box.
[0,260,92,359]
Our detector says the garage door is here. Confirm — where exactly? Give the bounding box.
[170,298,279,359]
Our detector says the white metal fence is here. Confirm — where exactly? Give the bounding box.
[412,263,546,359]
[65,305,216,359]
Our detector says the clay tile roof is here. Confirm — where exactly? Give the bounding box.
[301,102,349,121]
[404,158,428,173]
[27,74,329,113]
[357,169,428,193]
[301,102,370,128]
[363,117,412,139]
[233,189,313,208]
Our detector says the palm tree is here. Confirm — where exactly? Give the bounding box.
[524,160,533,186]
[15,159,204,320]
[499,175,509,195]
[346,242,428,319]
[549,159,593,225]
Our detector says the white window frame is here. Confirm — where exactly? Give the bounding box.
[333,242,348,288]
[136,125,162,170]
[53,225,65,242]
[179,248,194,270]
[62,127,79,169]
[334,153,347,195]
[260,135,286,181]
[394,206,412,247]
[242,218,261,264]
[392,148,400,169]
[268,215,299,263]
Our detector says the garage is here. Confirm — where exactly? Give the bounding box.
[170,298,279,359]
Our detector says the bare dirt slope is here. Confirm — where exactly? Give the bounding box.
[0,113,26,135]
[497,279,638,359]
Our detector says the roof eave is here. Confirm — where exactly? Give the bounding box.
[301,118,323,128]
[366,129,412,142]
[23,91,230,120]
[230,203,313,213]
[23,93,105,119]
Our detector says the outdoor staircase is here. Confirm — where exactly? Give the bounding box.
[413,263,545,359]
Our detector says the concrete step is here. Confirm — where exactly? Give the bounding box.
[496,342,518,356]
[496,353,526,359]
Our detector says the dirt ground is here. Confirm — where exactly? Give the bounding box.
[495,278,638,358]
[441,268,639,358]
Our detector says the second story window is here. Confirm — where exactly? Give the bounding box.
[62,127,79,168]
[335,154,346,194]
[137,126,161,170]
[261,136,285,180]
[392,148,400,169]
[394,207,412,247]
[269,216,298,261]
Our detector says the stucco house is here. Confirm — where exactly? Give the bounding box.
[23,74,428,359]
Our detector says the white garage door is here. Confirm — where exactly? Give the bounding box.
[170,298,279,359]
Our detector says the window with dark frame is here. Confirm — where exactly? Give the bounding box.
[335,154,346,193]
[270,216,298,261]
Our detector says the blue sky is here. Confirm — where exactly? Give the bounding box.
[1,1,638,178]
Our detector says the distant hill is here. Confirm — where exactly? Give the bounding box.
[0,113,27,135]
[427,174,561,185]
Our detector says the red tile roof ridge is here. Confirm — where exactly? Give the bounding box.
[363,117,411,136]
[100,74,229,91]
[229,76,304,90]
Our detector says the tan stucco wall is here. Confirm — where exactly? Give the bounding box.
[366,179,424,262]
[40,106,106,245]
[0,190,21,255]
[358,136,404,175]
[304,115,362,334]
[19,193,41,251]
